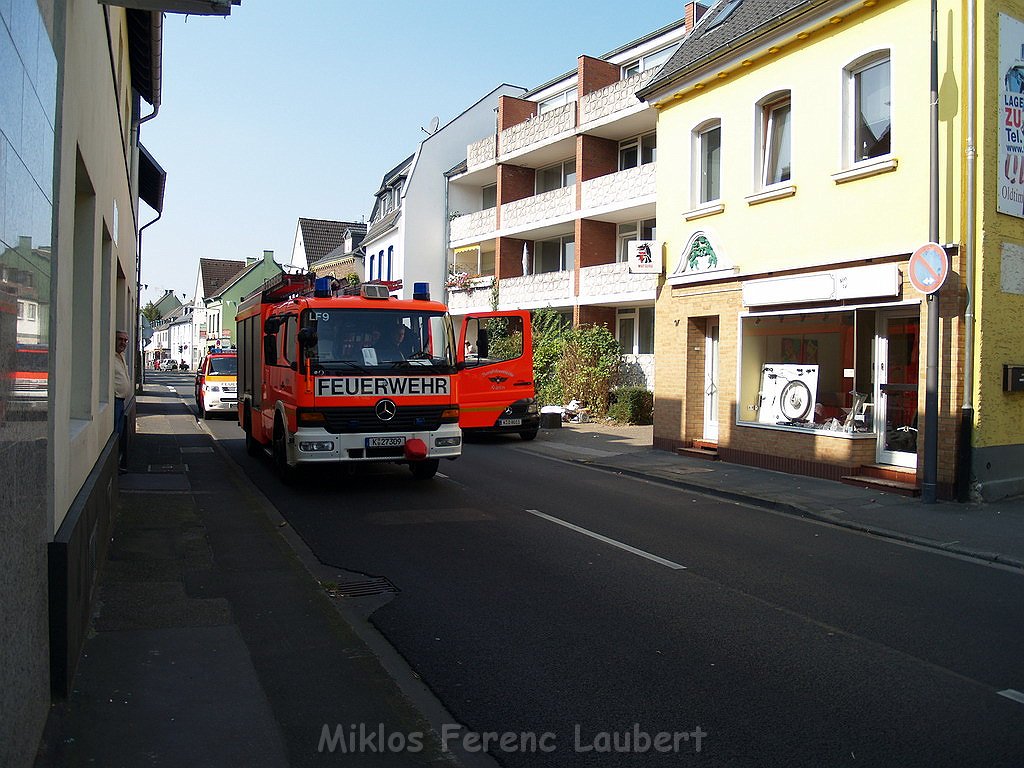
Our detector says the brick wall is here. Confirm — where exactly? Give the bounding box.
[578,55,619,99]
[497,165,536,227]
[576,305,615,330]
[576,219,616,268]
[497,95,536,132]
[578,134,618,183]
[496,237,530,280]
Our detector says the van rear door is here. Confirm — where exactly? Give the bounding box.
[457,311,534,429]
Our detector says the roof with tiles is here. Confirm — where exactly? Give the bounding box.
[638,0,831,97]
[298,218,365,265]
[199,258,246,299]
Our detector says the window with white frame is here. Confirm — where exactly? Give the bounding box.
[848,54,891,163]
[538,88,577,115]
[621,43,680,78]
[534,235,575,274]
[617,219,657,262]
[27,302,37,321]
[695,121,722,204]
[616,307,655,354]
[619,132,657,170]
[759,93,791,187]
[536,159,576,193]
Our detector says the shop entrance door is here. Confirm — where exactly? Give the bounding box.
[875,313,920,468]
[703,320,720,443]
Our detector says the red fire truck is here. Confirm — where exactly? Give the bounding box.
[235,274,534,482]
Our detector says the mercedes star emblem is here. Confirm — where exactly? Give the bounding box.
[375,399,397,422]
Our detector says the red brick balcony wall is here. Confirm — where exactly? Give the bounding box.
[496,237,530,280]
[497,165,536,228]
[498,96,537,131]
[578,55,620,99]
[576,305,616,331]
[576,219,616,268]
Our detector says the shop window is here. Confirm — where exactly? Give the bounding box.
[738,310,876,431]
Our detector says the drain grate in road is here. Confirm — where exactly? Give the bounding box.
[147,463,189,473]
[323,577,398,598]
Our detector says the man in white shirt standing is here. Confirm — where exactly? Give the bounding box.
[114,329,130,470]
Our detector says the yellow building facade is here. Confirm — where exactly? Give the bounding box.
[641,0,1023,500]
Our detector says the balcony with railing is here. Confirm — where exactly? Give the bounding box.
[578,69,661,126]
[467,135,496,170]
[450,208,497,244]
[499,102,576,157]
[500,187,574,232]
[580,163,656,213]
[498,271,573,309]
[578,261,659,302]
[446,277,495,314]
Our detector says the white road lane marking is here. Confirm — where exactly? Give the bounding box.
[998,689,1024,705]
[526,509,686,570]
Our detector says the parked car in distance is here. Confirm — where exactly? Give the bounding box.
[194,350,237,418]
[157,359,177,371]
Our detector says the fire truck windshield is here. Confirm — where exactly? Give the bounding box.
[305,309,455,372]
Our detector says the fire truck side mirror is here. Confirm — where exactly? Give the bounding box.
[263,334,278,366]
[263,317,282,334]
[297,327,318,349]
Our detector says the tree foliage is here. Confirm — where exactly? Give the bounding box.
[141,301,161,323]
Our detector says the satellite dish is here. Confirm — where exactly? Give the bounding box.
[422,116,440,135]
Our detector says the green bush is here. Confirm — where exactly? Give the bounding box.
[608,387,654,425]
[557,324,622,415]
[531,307,569,405]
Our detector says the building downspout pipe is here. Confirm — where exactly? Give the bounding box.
[957,0,978,501]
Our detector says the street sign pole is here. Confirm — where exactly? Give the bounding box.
[923,0,940,504]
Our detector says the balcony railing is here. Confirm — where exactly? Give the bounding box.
[580,163,656,211]
[499,272,573,308]
[579,69,661,125]
[450,208,496,243]
[501,187,574,231]
[578,261,659,300]
[446,277,495,314]
[499,102,576,157]
[467,135,496,169]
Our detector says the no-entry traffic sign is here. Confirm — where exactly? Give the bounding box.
[908,242,949,295]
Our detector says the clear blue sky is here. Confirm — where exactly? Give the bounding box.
[139,1,688,307]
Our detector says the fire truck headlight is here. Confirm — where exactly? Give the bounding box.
[440,407,460,423]
[435,436,461,447]
[299,440,334,452]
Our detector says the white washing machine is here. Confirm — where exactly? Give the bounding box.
[757,364,820,424]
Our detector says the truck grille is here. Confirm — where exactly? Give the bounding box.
[320,406,445,434]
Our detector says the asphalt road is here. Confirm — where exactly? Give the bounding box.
[186,387,1024,768]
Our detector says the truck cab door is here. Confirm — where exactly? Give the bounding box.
[457,311,534,429]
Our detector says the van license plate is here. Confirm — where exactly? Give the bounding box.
[366,437,405,448]
[498,418,522,426]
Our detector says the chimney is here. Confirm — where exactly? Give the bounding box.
[685,1,708,32]
[263,249,274,262]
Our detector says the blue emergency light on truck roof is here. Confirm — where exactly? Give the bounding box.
[413,282,430,301]
[314,276,333,297]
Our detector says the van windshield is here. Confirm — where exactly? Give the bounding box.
[208,356,237,376]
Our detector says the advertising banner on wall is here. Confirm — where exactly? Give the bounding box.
[999,14,1024,218]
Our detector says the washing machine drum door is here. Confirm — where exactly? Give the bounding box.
[779,379,812,421]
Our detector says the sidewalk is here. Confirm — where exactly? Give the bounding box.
[522,420,1024,570]
[35,387,470,768]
